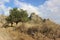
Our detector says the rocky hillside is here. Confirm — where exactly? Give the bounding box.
[0,15,7,27]
[0,28,12,40]
[0,14,60,40]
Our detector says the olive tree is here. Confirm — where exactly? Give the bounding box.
[6,8,29,27]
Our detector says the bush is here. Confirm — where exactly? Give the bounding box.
[43,19,46,22]
[27,27,38,36]
[40,26,52,36]
[6,8,29,27]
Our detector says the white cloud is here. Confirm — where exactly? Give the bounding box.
[4,7,12,16]
[0,0,10,2]
[0,4,12,15]
[0,0,60,24]
[0,0,11,16]
[14,0,60,24]
[39,0,60,24]
[14,0,43,16]
[0,0,10,4]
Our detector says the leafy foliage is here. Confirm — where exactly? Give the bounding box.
[6,8,29,26]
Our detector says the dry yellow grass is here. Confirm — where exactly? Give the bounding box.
[0,14,60,40]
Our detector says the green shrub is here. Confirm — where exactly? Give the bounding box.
[6,8,29,27]
[27,27,38,36]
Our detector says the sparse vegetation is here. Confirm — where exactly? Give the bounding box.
[40,26,52,36]
[0,8,60,40]
[43,19,46,22]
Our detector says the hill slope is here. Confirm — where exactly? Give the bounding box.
[0,14,60,40]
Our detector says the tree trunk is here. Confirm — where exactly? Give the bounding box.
[16,22,18,25]
[11,22,13,27]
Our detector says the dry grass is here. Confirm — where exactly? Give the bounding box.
[0,14,60,40]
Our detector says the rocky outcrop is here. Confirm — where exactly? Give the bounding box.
[0,15,6,23]
[0,15,7,27]
[30,13,43,23]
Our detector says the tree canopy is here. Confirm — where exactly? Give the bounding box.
[6,8,29,26]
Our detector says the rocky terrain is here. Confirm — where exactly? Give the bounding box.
[0,13,60,40]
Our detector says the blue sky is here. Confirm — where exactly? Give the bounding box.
[18,0,46,6]
[0,0,60,24]
[4,0,47,7]
[4,0,15,8]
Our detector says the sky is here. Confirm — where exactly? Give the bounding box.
[0,0,60,24]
